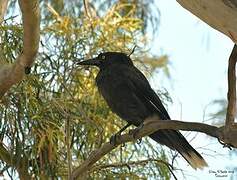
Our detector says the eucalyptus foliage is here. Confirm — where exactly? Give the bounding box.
[0,0,172,179]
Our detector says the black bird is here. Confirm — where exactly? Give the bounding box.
[78,52,208,169]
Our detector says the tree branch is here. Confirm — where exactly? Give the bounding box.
[220,44,237,148]
[71,117,226,179]
[0,0,40,178]
[0,0,40,99]
[176,0,237,43]
[91,158,178,180]
[0,142,31,179]
[83,0,91,19]
[90,158,172,172]
[226,44,237,127]
[0,142,11,166]
[0,0,8,22]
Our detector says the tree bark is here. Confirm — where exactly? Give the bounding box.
[0,0,40,99]
[177,0,237,43]
[0,0,8,22]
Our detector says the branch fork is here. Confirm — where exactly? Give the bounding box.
[0,0,40,99]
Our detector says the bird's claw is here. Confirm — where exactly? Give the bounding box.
[129,123,144,139]
[137,138,142,144]
[110,133,121,145]
[218,139,233,150]
[131,128,139,139]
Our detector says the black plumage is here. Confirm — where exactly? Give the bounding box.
[78,52,208,169]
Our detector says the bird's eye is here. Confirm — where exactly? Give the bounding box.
[101,55,106,60]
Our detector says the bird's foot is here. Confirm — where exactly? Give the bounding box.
[218,139,233,150]
[110,133,121,146]
[129,123,144,139]
[136,138,142,144]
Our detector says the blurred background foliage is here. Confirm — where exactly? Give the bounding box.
[0,0,175,179]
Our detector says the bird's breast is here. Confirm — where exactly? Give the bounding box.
[96,69,125,102]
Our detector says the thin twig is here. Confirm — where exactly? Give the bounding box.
[91,158,172,171]
[128,45,137,57]
[167,165,178,180]
[66,118,72,179]
[91,158,178,180]
[83,0,91,19]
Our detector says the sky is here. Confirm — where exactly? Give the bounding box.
[149,0,236,179]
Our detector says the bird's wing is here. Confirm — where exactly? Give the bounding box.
[121,66,208,170]
[123,66,171,120]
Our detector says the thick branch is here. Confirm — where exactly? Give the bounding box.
[176,0,237,43]
[226,44,237,127]
[71,118,224,179]
[18,0,40,64]
[0,0,40,98]
[0,0,8,22]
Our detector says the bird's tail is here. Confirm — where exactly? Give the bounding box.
[149,129,208,169]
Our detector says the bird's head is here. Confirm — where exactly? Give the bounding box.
[77,52,133,69]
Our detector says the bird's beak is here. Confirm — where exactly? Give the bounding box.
[77,57,101,66]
